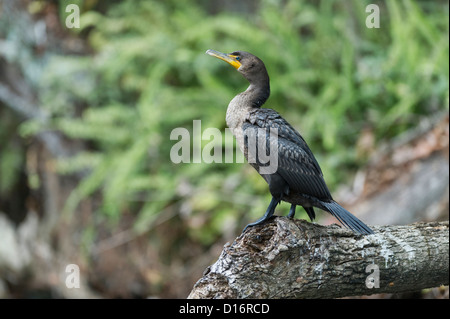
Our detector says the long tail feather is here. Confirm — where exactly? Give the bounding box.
[319,201,374,235]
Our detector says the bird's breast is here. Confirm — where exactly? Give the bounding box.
[225,96,253,150]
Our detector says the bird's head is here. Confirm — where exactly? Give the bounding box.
[206,50,268,84]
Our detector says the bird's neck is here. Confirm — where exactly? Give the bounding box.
[244,79,270,108]
[226,79,270,130]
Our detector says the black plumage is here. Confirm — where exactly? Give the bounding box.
[206,49,373,235]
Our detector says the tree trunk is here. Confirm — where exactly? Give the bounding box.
[188,218,449,299]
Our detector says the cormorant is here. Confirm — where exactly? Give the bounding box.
[206,49,373,235]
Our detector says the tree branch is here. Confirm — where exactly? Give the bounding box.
[188,218,449,299]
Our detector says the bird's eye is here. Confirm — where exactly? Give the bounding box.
[235,56,241,61]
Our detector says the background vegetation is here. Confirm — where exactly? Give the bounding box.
[0,0,448,298]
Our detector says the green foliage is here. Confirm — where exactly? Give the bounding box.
[20,0,449,244]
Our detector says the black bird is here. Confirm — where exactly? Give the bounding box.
[206,49,374,235]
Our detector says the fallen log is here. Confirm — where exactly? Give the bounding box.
[188,218,449,299]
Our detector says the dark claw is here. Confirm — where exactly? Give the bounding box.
[243,196,280,232]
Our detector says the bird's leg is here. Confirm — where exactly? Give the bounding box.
[243,196,279,232]
[288,204,296,218]
[304,206,316,221]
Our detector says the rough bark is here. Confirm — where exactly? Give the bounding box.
[188,218,449,299]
